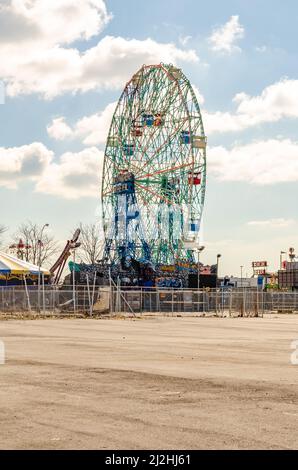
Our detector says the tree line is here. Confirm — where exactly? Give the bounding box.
[0,221,104,268]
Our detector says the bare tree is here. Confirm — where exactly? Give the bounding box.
[0,225,7,247]
[77,223,104,264]
[12,221,59,266]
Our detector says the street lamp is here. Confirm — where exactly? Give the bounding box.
[240,265,243,288]
[197,245,205,290]
[280,251,286,270]
[38,223,49,310]
[216,254,222,285]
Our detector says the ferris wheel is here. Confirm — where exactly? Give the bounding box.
[101,63,206,266]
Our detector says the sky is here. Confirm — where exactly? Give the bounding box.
[0,0,298,276]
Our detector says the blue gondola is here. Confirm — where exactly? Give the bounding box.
[143,114,154,126]
[123,143,134,156]
[180,130,191,144]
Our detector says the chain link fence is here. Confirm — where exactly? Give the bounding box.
[111,288,298,316]
[0,286,298,317]
[0,286,110,316]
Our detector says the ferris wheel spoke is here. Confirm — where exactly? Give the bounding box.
[136,161,193,181]
[136,117,189,175]
[137,79,181,162]
[135,182,173,205]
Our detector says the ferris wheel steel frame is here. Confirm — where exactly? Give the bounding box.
[101,63,207,266]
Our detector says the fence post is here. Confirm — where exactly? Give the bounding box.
[23,276,31,313]
[229,289,232,317]
[140,289,142,315]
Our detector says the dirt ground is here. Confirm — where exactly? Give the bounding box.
[0,315,297,449]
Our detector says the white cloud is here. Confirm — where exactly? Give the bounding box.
[3,36,199,99]
[247,218,295,228]
[204,110,247,134]
[255,45,267,53]
[0,2,199,99]
[234,79,298,120]
[208,15,244,54]
[208,139,298,185]
[1,136,298,201]
[0,0,111,47]
[47,117,73,140]
[204,79,298,135]
[179,35,192,46]
[0,140,102,199]
[0,142,53,189]
[48,101,117,146]
[35,147,103,199]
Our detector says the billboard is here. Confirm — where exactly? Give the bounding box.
[252,261,267,268]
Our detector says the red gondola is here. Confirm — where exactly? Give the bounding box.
[188,172,201,185]
[131,125,143,137]
[153,113,163,126]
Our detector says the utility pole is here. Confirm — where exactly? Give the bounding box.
[197,245,205,290]
[38,223,49,311]
[216,254,221,287]
[197,245,205,313]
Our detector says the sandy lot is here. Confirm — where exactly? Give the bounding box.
[0,315,297,449]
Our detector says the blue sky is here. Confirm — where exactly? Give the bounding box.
[0,0,298,275]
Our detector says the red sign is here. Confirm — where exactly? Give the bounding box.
[254,269,266,275]
[252,261,267,268]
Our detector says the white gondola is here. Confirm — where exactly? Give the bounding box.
[107,136,119,147]
[132,71,143,85]
[168,66,182,80]
[192,136,207,149]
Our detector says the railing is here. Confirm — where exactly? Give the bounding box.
[0,286,298,316]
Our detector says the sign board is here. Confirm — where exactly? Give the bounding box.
[252,261,267,268]
[254,269,266,275]
[160,265,175,272]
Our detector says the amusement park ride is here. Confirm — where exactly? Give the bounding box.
[50,229,81,284]
[60,63,207,288]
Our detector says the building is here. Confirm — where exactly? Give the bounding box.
[278,261,298,290]
[221,276,262,289]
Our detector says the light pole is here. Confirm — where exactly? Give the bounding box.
[216,254,221,286]
[73,249,76,314]
[38,223,49,310]
[280,251,286,270]
[240,265,243,288]
[197,245,205,290]
[196,245,205,313]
